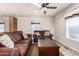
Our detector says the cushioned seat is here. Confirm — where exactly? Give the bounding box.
[15,39,32,46]
[15,44,28,56]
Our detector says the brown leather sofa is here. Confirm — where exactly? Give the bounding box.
[0,31,32,56]
[34,30,53,40]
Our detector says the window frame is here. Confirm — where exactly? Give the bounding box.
[65,13,79,41]
[31,22,40,33]
[0,22,5,32]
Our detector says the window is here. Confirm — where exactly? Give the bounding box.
[31,23,40,33]
[66,16,79,41]
[0,23,5,32]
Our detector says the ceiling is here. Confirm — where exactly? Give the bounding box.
[0,3,71,16]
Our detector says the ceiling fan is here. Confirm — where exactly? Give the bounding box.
[33,3,57,14]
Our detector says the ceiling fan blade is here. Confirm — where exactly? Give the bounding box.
[46,7,57,9]
[46,3,49,5]
[45,3,49,6]
[42,3,49,7]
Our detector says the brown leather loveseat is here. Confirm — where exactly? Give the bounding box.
[0,31,32,56]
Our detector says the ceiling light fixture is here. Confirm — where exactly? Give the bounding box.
[43,11,46,14]
[41,7,47,14]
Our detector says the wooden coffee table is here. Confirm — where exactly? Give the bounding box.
[38,39,59,56]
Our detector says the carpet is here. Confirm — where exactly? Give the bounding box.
[27,44,39,56]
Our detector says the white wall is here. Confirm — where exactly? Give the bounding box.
[17,17,32,34]
[17,16,54,34]
[54,3,79,52]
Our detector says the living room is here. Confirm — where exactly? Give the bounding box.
[0,1,79,57]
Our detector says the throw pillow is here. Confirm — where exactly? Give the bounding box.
[35,32,40,36]
[22,32,28,39]
[45,31,50,36]
[0,34,14,48]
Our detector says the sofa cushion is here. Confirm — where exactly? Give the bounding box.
[15,44,28,56]
[12,31,23,42]
[13,31,23,40]
[5,32,17,43]
[5,31,24,43]
[16,39,31,45]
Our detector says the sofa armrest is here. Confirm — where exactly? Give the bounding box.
[27,34,32,38]
[0,47,20,56]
